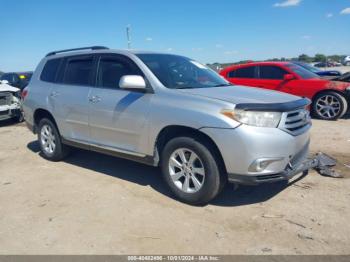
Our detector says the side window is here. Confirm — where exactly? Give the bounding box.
[12,74,20,84]
[97,56,141,88]
[1,74,12,82]
[234,66,256,78]
[63,56,94,86]
[41,58,62,83]
[227,70,236,78]
[259,66,288,80]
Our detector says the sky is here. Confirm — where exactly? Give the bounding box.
[1,0,350,71]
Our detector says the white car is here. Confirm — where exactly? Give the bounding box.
[0,80,23,122]
[343,56,350,66]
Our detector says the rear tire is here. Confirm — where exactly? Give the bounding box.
[160,136,225,205]
[38,118,69,161]
[312,91,348,120]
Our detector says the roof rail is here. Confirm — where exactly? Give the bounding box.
[45,46,109,57]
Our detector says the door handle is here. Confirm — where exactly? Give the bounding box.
[50,91,59,98]
[89,95,101,103]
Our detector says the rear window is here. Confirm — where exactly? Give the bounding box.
[63,57,93,86]
[63,57,94,86]
[234,66,256,78]
[259,66,287,80]
[41,58,62,83]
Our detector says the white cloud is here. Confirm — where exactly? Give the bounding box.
[302,35,311,40]
[166,48,173,51]
[326,13,333,18]
[340,7,350,15]
[274,0,301,7]
[145,37,153,41]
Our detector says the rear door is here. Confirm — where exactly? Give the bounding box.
[257,65,289,91]
[226,65,260,87]
[87,54,152,155]
[49,55,95,143]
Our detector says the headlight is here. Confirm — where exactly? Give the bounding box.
[221,109,282,128]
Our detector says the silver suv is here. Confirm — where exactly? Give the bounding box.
[23,46,311,205]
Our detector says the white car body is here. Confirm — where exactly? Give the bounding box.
[0,80,22,121]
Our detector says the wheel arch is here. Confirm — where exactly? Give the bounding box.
[33,108,59,133]
[155,125,227,173]
[311,89,347,102]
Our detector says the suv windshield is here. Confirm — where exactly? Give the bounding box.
[136,54,230,89]
[285,63,320,80]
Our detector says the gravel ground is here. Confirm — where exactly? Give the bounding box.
[0,118,349,255]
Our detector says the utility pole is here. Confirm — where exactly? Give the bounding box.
[126,25,131,49]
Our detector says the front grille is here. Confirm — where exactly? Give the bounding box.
[279,108,311,136]
[0,92,12,106]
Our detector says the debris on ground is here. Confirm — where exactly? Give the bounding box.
[286,219,307,228]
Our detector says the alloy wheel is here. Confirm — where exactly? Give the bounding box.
[40,124,56,154]
[168,148,205,193]
[315,95,341,119]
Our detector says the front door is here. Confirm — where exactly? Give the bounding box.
[257,65,290,91]
[88,54,152,155]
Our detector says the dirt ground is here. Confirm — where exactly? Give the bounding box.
[0,117,349,255]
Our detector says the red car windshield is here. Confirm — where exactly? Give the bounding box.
[285,64,320,80]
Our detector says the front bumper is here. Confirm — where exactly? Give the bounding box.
[0,105,21,121]
[228,158,312,185]
[201,124,311,180]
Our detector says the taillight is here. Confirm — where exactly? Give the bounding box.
[21,88,28,100]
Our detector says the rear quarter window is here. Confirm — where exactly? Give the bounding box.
[40,58,62,83]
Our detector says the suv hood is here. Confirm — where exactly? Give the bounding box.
[178,85,301,105]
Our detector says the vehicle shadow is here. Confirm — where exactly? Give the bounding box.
[0,118,18,127]
[27,140,306,207]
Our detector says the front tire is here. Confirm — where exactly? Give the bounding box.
[161,136,225,205]
[38,118,69,161]
[13,111,24,123]
[312,91,348,120]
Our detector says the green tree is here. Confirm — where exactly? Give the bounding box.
[298,54,311,62]
[314,54,327,62]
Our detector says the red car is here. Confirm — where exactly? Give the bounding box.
[220,62,350,120]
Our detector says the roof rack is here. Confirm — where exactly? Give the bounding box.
[45,46,109,57]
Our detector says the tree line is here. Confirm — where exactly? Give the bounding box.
[208,54,347,69]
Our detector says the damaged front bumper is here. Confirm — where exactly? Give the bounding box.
[0,105,22,121]
[228,153,339,185]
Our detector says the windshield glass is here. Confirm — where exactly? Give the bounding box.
[286,63,320,79]
[136,54,230,89]
[295,62,321,73]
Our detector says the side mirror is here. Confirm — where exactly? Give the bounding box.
[284,74,295,81]
[119,75,146,90]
